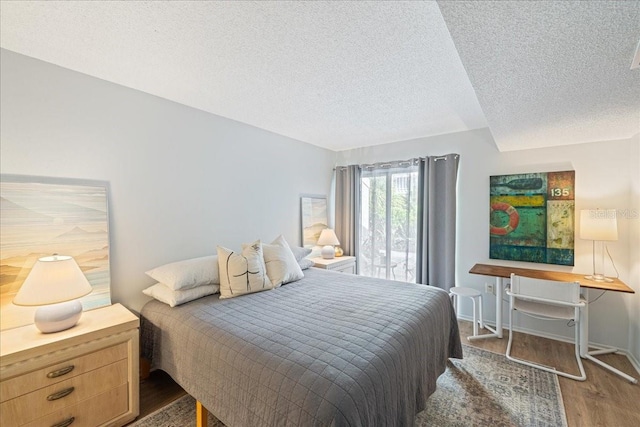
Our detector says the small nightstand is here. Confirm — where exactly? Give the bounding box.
[0,303,139,427]
[312,256,357,274]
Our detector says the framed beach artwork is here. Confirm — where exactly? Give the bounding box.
[489,170,575,266]
[300,195,328,247]
[0,175,112,330]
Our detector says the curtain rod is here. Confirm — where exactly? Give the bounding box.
[335,159,418,171]
[434,154,460,161]
[335,154,459,170]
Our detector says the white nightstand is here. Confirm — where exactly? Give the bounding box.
[0,303,140,427]
[312,256,357,274]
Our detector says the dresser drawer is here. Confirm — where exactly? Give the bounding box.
[1,342,128,403]
[24,383,129,427]
[1,359,128,425]
[332,263,356,274]
[1,304,140,427]
[312,256,356,274]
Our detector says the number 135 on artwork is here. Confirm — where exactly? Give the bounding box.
[550,188,571,197]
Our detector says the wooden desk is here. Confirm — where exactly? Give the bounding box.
[470,263,634,293]
[469,263,637,383]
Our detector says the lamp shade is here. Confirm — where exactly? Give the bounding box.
[317,229,340,246]
[14,255,93,306]
[579,209,618,241]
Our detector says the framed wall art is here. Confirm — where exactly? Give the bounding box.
[300,195,328,247]
[489,170,575,266]
[0,175,112,330]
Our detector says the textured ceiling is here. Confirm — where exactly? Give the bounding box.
[438,0,640,151]
[0,1,486,151]
[0,1,638,152]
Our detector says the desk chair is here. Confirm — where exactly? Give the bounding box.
[506,274,587,381]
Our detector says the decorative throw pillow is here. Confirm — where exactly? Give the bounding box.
[217,241,273,299]
[145,255,219,290]
[260,235,304,286]
[143,283,219,307]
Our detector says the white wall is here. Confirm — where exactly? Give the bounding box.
[0,49,336,314]
[338,128,639,358]
[629,135,640,365]
[2,48,638,362]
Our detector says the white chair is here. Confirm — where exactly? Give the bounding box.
[449,287,484,339]
[506,273,587,381]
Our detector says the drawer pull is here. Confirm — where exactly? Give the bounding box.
[47,365,75,378]
[51,417,75,427]
[47,387,75,401]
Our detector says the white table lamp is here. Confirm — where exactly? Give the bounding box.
[317,229,340,259]
[13,255,93,333]
[579,209,618,282]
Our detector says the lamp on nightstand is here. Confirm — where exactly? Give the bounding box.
[13,255,93,333]
[317,228,340,259]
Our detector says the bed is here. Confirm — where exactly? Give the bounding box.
[141,267,463,427]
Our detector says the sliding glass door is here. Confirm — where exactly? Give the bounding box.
[359,165,418,282]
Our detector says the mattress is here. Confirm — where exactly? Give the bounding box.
[141,267,462,426]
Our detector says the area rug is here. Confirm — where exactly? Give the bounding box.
[130,345,567,427]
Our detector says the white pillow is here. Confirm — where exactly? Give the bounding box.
[218,241,273,299]
[298,258,314,270]
[145,255,219,291]
[260,235,304,286]
[307,246,322,259]
[290,245,312,261]
[143,283,219,307]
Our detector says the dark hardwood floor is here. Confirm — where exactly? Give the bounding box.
[133,320,640,426]
[137,369,187,419]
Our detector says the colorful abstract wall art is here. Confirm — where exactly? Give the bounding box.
[0,175,112,330]
[489,171,575,265]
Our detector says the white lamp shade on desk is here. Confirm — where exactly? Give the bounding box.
[579,209,618,282]
[317,229,340,259]
[579,209,618,241]
[14,255,93,333]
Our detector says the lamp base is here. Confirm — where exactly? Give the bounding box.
[34,300,83,333]
[584,274,614,283]
[321,245,335,259]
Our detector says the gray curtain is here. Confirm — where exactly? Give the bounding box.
[416,154,460,291]
[335,165,361,273]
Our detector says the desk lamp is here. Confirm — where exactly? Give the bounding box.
[13,255,93,333]
[579,209,618,282]
[317,229,340,259]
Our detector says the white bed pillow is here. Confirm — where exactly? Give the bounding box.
[298,258,314,270]
[145,255,219,290]
[290,245,312,261]
[261,235,304,286]
[143,282,219,307]
[218,241,273,299]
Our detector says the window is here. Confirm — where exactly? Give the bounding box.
[359,166,419,282]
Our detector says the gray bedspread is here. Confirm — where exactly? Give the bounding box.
[141,268,462,427]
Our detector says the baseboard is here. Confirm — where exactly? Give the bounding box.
[456,314,640,376]
[627,352,640,375]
